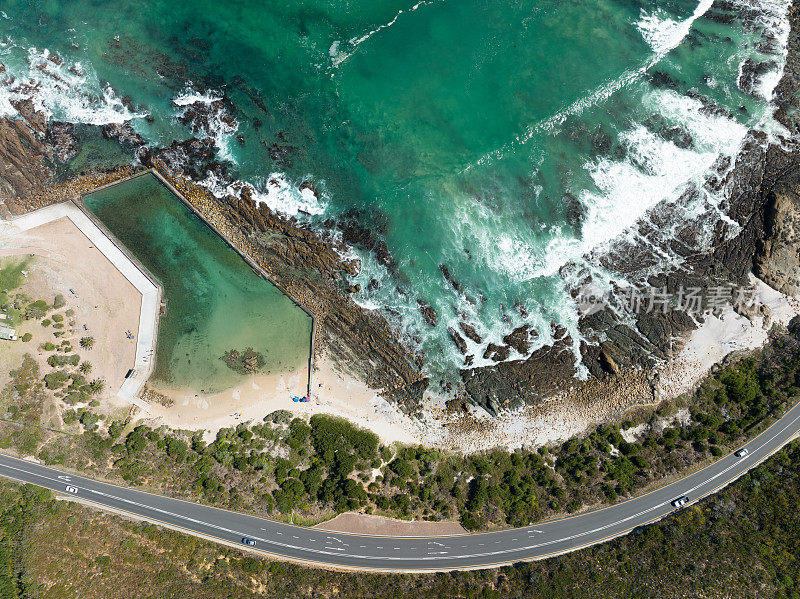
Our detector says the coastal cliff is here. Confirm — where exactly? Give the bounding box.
[0,100,51,213]
[457,0,800,414]
[1,2,800,422]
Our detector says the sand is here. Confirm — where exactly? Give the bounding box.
[144,354,421,445]
[0,216,143,414]
[657,274,800,399]
[313,512,466,537]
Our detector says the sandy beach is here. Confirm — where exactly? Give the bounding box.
[144,354,421,445]
[141,276,800,453]
[0,215,144,415]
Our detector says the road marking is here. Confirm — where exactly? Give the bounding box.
[0,401,798,570]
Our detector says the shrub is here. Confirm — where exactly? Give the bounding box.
[26,300,48,320]
[309,414,379,466]
[460,512,485,531]
[53,294,66,309]
[44,371,70,390]
[21,333,32,342]
[388,458,415,479]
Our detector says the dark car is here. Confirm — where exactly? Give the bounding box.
[242,537,257,546]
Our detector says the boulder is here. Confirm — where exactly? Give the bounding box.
[755,184,800,295]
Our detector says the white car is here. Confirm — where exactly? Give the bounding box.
[735,448,749,458]
[671,496,689,508]
[64,485,78,494]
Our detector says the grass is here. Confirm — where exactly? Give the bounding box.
[0,257,31,294]
[0,438,799,598]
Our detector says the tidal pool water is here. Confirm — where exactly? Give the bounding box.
[84,173,312,394]
[1,0,790,378]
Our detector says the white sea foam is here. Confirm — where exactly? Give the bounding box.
[172,90,223,106]
[539,89,747,279]
[637,7,696,55]
[0,88,14,118]
[752,0,791,102]
[330,0,436,68]
[199,171,327,218]
[172,86,238,163]
[0,45,146,125]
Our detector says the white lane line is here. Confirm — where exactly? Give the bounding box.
[0,404,799,564]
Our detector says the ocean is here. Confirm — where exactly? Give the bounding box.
[0,0,791,381]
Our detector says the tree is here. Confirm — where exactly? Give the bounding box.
[467,476,489,511]
[88,379,105,395]
[79,336,95,349]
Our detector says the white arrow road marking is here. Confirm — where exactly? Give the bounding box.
[427,540,448,555]
[0,402,798,564]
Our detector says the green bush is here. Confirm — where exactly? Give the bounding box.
[21,333,32,342]
[309,414,379,466]
[44,371,70,390]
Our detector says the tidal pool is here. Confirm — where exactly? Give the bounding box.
[84,173,312,395]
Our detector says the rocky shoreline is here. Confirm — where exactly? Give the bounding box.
[1,1,800,427]
[0,127,430,414]
[454,0,800,415]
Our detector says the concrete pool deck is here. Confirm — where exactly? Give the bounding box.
[1,202,161,411]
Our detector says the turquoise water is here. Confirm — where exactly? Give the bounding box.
[84,174,312,394]
[0,1,790,379]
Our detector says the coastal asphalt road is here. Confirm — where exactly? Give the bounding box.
[1,399,800,572]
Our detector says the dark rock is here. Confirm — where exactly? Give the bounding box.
[266,141,299,167]
[299,181,320,199]
[417,300,438,327]
[338,211,396,271]
[563,192,585,231]
[483,343,511,362]
[46,122,79,162]
[737,58,775,97]
[755,182,800,294]
[649,70,682,90]
[598,345,620,376]
[101,122,146,147]
[503,325,534,355]
[459,321,482,344]
[440,264,464,294]
[448,327,468,354]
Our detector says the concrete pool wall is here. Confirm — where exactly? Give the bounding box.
[4,201,162,411]
[80,168,316,398]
